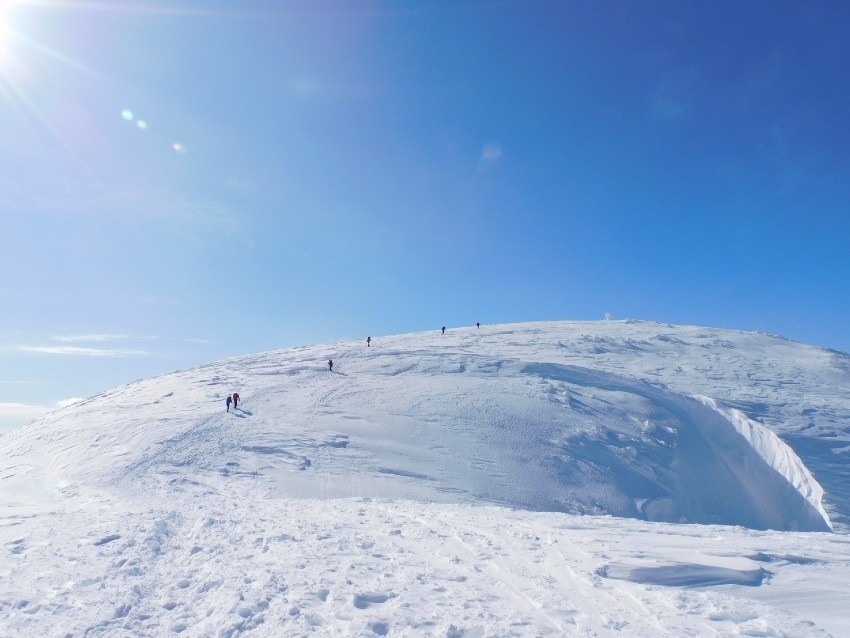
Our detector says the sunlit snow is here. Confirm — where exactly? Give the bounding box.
[2,320,849,636]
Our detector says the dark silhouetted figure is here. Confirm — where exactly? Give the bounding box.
[441,326,446,335]
[226,395,232,412]
[476,322,480,329]
[232,392,240,409]
[328,359,333,372]
[367,336,371,347]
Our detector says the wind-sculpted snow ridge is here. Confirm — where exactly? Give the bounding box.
[2,320,850,636]
[697,396,832,530]
[522,364,831,531]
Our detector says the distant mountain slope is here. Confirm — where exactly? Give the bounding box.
[3,320,847,531]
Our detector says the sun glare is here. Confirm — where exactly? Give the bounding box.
[0,1,19,60]
[0,24,9,54]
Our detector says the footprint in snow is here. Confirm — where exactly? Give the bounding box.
[353,592,394,609]
[94,534,121,546]
[7,538,25,554]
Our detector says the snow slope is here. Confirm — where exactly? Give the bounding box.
[2,320,850,636]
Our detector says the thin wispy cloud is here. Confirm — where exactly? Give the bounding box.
[18,346,149,357]
[478,143,503,170]
[0,399,82,430]
[0,403,53,432]
[51,334,136,343]
[0,402,51,423]
[50,334,209,344]
[7,334,211,357]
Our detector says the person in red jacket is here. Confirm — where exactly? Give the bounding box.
[232,392,240,409]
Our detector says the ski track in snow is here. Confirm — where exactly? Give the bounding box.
[2,320,850,636]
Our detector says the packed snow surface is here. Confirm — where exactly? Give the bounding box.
[2,320,850,636]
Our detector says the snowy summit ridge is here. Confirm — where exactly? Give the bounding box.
[3,320,844,531]
[3,320,850,637]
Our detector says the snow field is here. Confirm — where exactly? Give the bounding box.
[3,495,847,637]
[2,320,850,636]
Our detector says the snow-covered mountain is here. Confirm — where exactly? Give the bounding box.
[2,320,850,637]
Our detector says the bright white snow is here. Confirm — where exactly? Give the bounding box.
[2,320,850,636]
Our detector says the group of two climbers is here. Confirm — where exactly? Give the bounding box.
[225,392,240,412]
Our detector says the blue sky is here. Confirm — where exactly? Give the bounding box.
[2,0,849,430]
